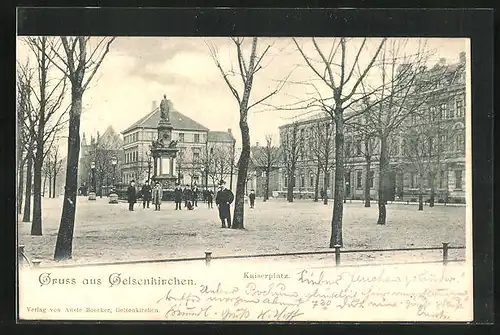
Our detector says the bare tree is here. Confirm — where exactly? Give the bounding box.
[17,62,38,222]
[251,135,281,201]
[208,145,233,189]
[294,37,386,247]
[42,36,116,260]
[207,37,288,229]
[22,37,69,236]
[362,39,448,224]
[281,121,301,202]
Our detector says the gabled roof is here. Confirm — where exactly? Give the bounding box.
[208,131,235,143]
[122,100,209,134]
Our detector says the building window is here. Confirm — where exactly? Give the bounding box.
[300,175,305,188]
[456,133,465,152]
[368,170,374,189]
[439,170,445,188]
[310,174,314,187]
[430,106,437,119]
[356,171,363,189]
[456,98,464,118]
[193,152,200,162]
[447,104,455,119]
[440,103,447,119]
[455,170,463,190]
[439,134,448,152]
[179,133,184,142]
[284,175,288,187]
[194,134,200,143]
[410,172,416,188]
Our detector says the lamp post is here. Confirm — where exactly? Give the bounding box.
[109,156,118,204]
[88,161,96,200]
[147,156,153,183]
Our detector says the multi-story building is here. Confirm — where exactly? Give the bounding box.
[277,52,466,203]
[121,100,236,188]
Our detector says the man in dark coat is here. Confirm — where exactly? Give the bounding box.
[215,180,234,228]
[192,185,199,207]
[206,188,214,208]
[141,180,152,209]
[127,180,137,211]
[249,189,256,209]
[174,183,183,210]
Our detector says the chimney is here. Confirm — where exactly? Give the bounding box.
[439,58,446,66]
[152,100,157,112]
[459,52,466,64]
[256,142,260,147]
[227,128,232,134]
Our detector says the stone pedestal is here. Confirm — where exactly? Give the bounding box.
[151,119,179,189]
[88,192,96,200]
[108,193,118,204]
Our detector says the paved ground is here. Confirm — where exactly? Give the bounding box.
[17,196,466,266]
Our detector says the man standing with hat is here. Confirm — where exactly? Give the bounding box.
[174,183,183,210]
[215,180,234,228]
[152,181,163,211]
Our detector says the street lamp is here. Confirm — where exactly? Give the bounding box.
[147,156,153,183]
[88,161,96,200]
[109,156,118,204]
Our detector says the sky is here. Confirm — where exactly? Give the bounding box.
[16,37,468,151]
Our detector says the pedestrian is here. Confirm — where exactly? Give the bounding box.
[152,181,163,211]
[141,180,152,209]
[249,189,256,208]
[215,180,234,228]
[174,183,183,210]
[183,185,191,208]
[192,184,199,207]
[206,188,214,208]
[126,180,137,211]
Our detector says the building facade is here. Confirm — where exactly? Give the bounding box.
[121,100,236,189]
[277,52,467,203]
[78,126,124,194]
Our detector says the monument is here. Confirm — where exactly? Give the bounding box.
[150,94,179,189]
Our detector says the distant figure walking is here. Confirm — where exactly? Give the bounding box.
[174,183,183,210]
[249,189,256,208]
[141,180,152,209]
[206,188,214,208]
[152,181,163,211]
[215,180,234,228]
[127,180,137,211]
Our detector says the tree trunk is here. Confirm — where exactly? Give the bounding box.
[377,136,388,225]
[52,167,57,198]
[31,148,44,236]
[364,156,372,207]
[286,168,294,202]
[314,165,320,202]
[17,159,25,214]
[232,120,250,229]
[323,167,329,205]
[264,170,270,202]
[418,175,424,211]
[54,89,83,260]
[329,113,344,248]
[22,154,33,222]
[429,173,435,207]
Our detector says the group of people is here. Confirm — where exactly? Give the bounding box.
[125,179,244,229]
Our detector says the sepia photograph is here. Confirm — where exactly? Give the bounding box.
[16,34,473,322]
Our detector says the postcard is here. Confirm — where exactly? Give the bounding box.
[16,35,473,322]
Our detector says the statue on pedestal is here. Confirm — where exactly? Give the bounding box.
[160,94,170,122]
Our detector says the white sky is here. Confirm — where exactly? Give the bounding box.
[16,37,467,152]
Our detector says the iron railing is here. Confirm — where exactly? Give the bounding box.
[18,242,466,269]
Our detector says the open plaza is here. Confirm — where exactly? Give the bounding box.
[18,196,466,267]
